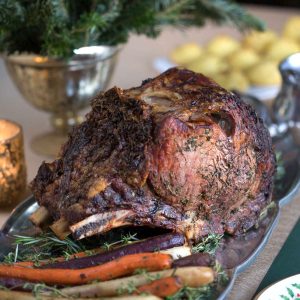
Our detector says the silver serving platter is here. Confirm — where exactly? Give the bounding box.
[0,130,300,300]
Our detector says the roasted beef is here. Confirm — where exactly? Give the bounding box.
[31,68,276,242]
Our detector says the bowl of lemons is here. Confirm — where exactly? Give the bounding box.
[158,16,300,101]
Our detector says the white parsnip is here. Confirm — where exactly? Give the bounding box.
[160,245,191,259]
[0,290,92,300]
[61,266,214,297]
[0,290,162,300]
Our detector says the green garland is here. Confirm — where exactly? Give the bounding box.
[0,0,264,59]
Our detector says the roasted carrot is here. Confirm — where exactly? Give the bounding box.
[41,233,184,269]
[0,253,172,285]
[13,261,34,267]
[136,276,182,297]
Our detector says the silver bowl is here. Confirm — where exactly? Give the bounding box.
[4,46,119,132]
[3,46,120,156]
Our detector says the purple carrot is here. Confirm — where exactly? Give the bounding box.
[172,252,214,268]
[40,232,185,269]
[0,277,29,290]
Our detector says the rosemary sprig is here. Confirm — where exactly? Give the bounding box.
[192,233,223,254]
[3,230,139,264]
[102,232,139,251]
[3,243,19,265]
[3,231,86,264]
[14,233,84,254]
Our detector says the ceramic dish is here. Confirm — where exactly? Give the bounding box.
[254,274,300,300]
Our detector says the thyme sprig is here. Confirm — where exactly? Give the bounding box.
[117,281,138,295]
[23,283,69,298]
[167,285,213,300]
[167,261,229,300]
[134,268,162,282]
[192,233,223,254]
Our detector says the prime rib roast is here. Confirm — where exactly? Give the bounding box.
[31,68,276,242]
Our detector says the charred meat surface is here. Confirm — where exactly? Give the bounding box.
[31,68,276,242]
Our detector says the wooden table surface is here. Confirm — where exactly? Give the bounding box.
[0,4,299,300]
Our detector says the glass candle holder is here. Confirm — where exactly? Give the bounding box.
[0,120,27,208]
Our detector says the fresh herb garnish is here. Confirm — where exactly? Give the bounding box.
[192,233,223,254]
[214,261,228,286]
[167,285,213,300]
[167,261,229,300]
[23,283,69,298]
[134,268,161,282]
[117,280,138,295]
[183,137,198,152]
[3,231,86,264]
[3,243,19,264]
[0,284,10,291]
[102,232,139,251]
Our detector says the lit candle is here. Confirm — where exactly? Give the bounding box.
[0,119,27,208]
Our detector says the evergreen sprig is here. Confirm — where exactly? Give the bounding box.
[0,0,264,59]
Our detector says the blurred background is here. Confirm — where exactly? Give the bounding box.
[237,0,299,7]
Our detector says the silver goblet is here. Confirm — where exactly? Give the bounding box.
[4,46,120,156]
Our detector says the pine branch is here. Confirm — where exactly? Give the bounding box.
[195,0,264,31]
[0,0,265,59]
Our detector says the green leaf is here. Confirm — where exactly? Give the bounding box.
[287,287,294,298]
[192,233,223,254]
[280,295,290,300]
[292,283,300,289]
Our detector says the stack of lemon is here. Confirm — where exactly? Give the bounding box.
[170,17,300,91]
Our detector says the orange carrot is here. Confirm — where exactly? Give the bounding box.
[0,253,172,285]
[13,261,34,267]
[136,276,182,297]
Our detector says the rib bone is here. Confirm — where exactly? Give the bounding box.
[29,206,51,227]
[50,217,71,240]
[70,210,135,240]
